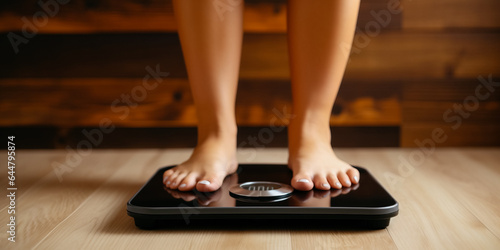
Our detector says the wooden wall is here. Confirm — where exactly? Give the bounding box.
[0,0,499,147]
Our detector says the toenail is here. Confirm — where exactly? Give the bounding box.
[166,181,171,185]
[346,181,351,186]
[198,180,211,185]
[163,176,168,183]
[354,176,359,182]
[179,184,186,188]
[322,183,330,188]
[335,182,341,187]
[297,179,310,183]
[172,182,177,186]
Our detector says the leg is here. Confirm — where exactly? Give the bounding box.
[287,0,361,191]
[163,0,243,192]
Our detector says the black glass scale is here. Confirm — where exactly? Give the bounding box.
[127,164,398,230]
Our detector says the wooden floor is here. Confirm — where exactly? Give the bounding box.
[1,148,499,249]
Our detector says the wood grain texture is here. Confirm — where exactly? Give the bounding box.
[335,148,500,249]
[0,148,499,249]
[0,78,401,127]
[1,0,499,147]
[402,0,500,29]
[401,80,500,147]
[0,150,57,191]
[2,33,498,80]
[0,0,401,33]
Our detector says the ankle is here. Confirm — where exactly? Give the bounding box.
[197,124,237,144]
[288,119,331,148]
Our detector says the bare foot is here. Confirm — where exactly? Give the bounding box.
[288,122,360,191]
[165,173,238,207]
[163,133,238,192]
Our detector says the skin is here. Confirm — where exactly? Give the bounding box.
[163,0,242,192]
[287,0,361,191]
[164,0,361,192]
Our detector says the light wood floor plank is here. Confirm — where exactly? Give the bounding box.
[2,148,499,249]
[430,149,500,239]
[290,230,397,250]
[0,150,66,195]
[0,150,70,247]
[33,149,293,250]
[342,149,500,249]
[0,150,159,249]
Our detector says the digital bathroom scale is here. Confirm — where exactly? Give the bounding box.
[127,164,398,230]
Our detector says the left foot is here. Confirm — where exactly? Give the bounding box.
[288,122,360,191]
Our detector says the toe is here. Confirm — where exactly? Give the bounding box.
[196,174,224,192]
[337,171,352,187]
[178,173,198,191]
[169,172,187,189]
[313,175,330,190]
[163,169,175,184]
[327,173,342,190]
[346,168,360,184]
[291,173,313,191]
[165,171,180,187]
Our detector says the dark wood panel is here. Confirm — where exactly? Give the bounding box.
[402,0,500,29]
[0,78,194,127]
[0,78,401,127]
[402,80,500,123]
[0,126,400,149]
[0,0,401,33]
[401,79,500,146]
[6,0,499,33]
[403,80,500,101]
[0,33,188,78]
[402,80,500,124]
[346,32,500,81]
[402,101,500,123]
[1,32,499,80]
[1,0,498,148]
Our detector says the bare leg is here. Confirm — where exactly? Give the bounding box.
[163,0,243,192]
[287,0,361,191]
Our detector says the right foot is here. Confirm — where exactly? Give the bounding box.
[163,133,238,192]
